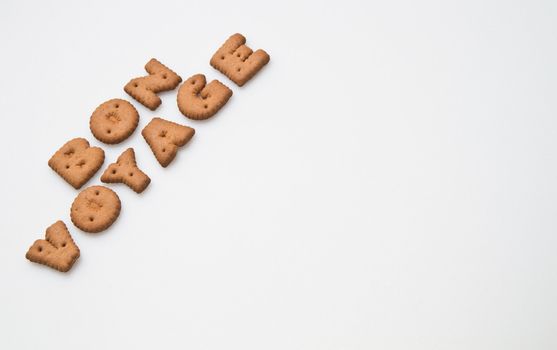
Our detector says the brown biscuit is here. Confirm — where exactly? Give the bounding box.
[48,138,105,189]
[25,221,80,272]
[70,186,121,233]
[124,58,182,110]
[101,148,151,193]
[142,117,195,167]
[90,99,139,144]
[210,33,270,86]
[177,74,233,120]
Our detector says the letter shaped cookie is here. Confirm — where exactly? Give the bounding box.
[26,221,80,272]
[124,58,182,110]
[177,74,233,120]
[70,186,121,233]
[90,98,139,144]
[210,33,270,86]
[48,138,105,189]
[142,117,195,167]
[101,148,151,193]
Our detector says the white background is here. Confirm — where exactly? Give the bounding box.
[0,0,556,349]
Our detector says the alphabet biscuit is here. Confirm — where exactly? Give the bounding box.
[101,148,151,193]
[124,58,182,110]
[177,74,232,120]
[48,138,105,189]
[210,33,270,86]
[90,98,139,144]
[26,221,80,272]
[70,186,121,233]
[142,117,195,167]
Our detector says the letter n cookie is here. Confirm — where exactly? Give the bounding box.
[48,138,105,189]
[142,117,195,167]
[177,74,232,120]
[210,33,270,86]
[26,221,80,272]
[124,58,182,110]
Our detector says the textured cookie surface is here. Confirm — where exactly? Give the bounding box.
[25,221,80,272]
[48,138,105,189]
[90,99,139,144]
[101,148,151,193]
[177,74,232,120]
[142,117,195,167]
[210,33,270,86]
[124,58,182,110]
[70,186,121,233]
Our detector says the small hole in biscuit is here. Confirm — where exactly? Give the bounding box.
[115,104,119,108]
[162,148,166,153]
[221,56,225,60]
[38,246,42,252]
[95,190,99,195]
[134,83,138,87]
[129,172,133,176]
[191,81,195,85]
[204,104,208,109]
[62,242,66,247]
[112,170,116,174]
[89,217,94,222]
[65,165,70,169]
[237,68,241,72]
[237,53,241,57]
[162,74,167,79]
[107,129,111,134]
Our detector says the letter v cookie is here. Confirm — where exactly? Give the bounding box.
[26,221,80,272]
[177,74,233,120]
[142,117,195,167]
[124,58,182,110]
[210,33,270,86]
[48,138,105,189]
[101,148,151,193]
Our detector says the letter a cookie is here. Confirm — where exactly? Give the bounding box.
[101,148,151,193]
[177,74,232,120]
[210,33,270,86]
[48,138,105,189]
[26,221,80,272]
[124,58,182,110]
[142,117,195,167]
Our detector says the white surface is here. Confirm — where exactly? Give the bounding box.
[1,0,556,349]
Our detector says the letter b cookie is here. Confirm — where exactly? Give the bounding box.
[48,138,105,189]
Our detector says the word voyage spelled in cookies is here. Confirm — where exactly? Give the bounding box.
[27,33,269,272]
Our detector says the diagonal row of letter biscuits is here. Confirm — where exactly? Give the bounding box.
[26,33,270,272]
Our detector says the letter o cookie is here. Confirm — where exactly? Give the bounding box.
[90,99,139,144]
[70,186,121,233]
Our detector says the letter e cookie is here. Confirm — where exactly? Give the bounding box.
[210,33,270,86]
